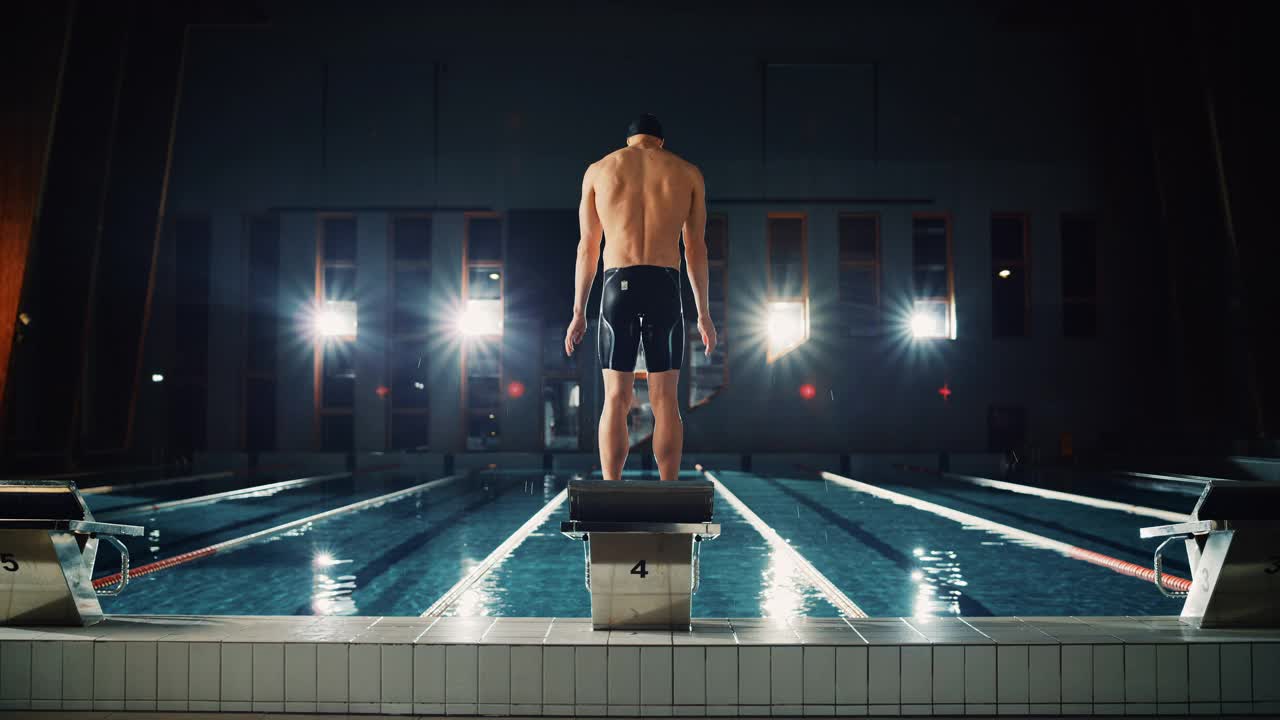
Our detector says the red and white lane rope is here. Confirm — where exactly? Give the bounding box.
[822,471,1191,593]
[894,464,1188,523]
[90,464,461,591]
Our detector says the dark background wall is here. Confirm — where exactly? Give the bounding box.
[4,0,1276,469]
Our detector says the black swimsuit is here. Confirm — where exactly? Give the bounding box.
[598,265,685,373]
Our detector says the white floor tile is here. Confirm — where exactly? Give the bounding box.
[61,640,94,702]
[1219,643,1252,702]
[1155,644,1187,703]
[899,645,930,704]
[963,645,995,705]
[542,646,574,705]
[156,641,189,701]
[705,646,737,705]
[607,646,639,705]
[772,646,803,705]
[187,642,220,702]
[1124,644,1156,703]
[737,646,770,705]
[511,645,542,704]
[575,646,607,704]
[480,645,511,704]
[382,643,413,703]
[446,644,479,704]
[219,642,252,702]
[803,645,835,705]
[414,643,446,703]
[30,641,62,701]
[640,646,672,705]
[316,642,349,702]
[1092,644,1124,703]
[1187,644,1219,702]
[995,645,1027,704]
[92,641,125,702]
[672,646,705,705]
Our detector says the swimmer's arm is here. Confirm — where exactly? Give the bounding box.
[572,163,603,318]
[682,165,711,321]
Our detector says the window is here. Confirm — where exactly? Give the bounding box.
[463,214,504,450]
[389,215,431,449]
[911,213,955,340]
[244,215,278,451]
[991,214,1030,338]
[766,213,808,360]
[318,215,357,451]
[689,214,728,406]
[838,213,881,336]
[1061,215,1098,338]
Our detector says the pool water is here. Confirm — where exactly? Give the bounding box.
[96,467,1186,618]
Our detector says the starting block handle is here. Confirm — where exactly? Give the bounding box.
[1152,535,1190,599]
[94,535,132,597]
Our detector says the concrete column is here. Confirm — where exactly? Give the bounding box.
[276,211,317,450]
[206,210,245,450]
[354,212,389,451]
[428,212,464,451]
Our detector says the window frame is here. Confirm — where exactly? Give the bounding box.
[765,211,810,362]
[910,211,957,341]
[837,211,883,337]
[315,212,357,450]
[461,211,505,450]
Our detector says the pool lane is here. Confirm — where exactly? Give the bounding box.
[444,476,842,618]
[1001,467,1203,512]
[99,472,561,617]
[875,468,1193,573]
[90,471,463,578]
[83,470,295,515]
[713,470,1184,617]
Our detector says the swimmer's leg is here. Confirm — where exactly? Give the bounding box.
[599,369,634,480]
[646,369,682,481]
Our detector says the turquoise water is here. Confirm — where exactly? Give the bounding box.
[94,467,1187,617]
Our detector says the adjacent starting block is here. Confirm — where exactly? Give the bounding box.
[561,479,720,630]
[1140,480,1280,628]
[0,480,144,626]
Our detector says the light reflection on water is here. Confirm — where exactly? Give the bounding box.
[910,545,976,617]
[757,543,807,617]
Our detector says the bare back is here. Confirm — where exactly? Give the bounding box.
[590,145,695,270]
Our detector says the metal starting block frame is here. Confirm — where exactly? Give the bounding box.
[561,479,720,631]
[1140,480,1280,628]
[1,480,144,626]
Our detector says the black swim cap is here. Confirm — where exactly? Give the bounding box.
[626,113,664,140]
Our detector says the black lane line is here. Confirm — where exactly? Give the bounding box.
[292,476,531,616]
[892,481,1190,572]
[756,475,994,617]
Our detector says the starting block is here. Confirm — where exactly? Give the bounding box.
[0,480,144,625]
[561,479,720,630]
[1140,480,1280,628]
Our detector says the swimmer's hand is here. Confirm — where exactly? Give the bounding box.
[565,313,587,356]
[697,314,717,358]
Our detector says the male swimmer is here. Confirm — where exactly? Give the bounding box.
[564,114,717,481]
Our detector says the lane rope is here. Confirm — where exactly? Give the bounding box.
[89,465,478,590]
[894,464,1187,523]
[821,471,1191,593]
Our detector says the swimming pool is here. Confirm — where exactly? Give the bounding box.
[92,463,1187,618]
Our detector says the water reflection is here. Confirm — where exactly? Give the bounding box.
[758,543,806,617]
[310,546,358,615]
[910,546,971,616]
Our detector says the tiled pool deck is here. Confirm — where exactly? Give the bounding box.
[1,615,1277,717]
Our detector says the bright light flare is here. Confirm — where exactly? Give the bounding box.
[767,301,806,357]
[315,300,358,338]
[997,268,1012,279]
[457,299,503,336]
[909,302,947,339]
[151,373,164,383]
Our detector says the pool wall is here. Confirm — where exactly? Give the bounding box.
[2,615,1277,716]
